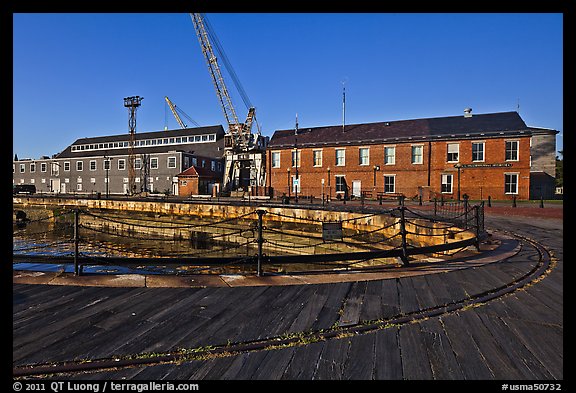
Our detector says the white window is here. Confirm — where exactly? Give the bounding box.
[313,150,322,167]
[359,147,369,166]
[30,163,36,173]
[41,163,47,172]
[211,161,216,171]
[64,161,70,171]
[134,158,142,170]
[411,145,423,164]
[104,159,111,170]
[505,173,519,194]
[168,157,177,169]
[76,161,83,171]
[441,174,453,193]
[19,164,25,173]
[335,149,346,166]
[506,140,519,161]
[384,175,395,193]
[118,159,126,170]
[291,150,301,167]
[90,160,97,171]
[151,157,158,169]
[472,142,485,162]
[447,143,459,162]
[77,183,82,191]
[271,151,281,168]
[384,146,395,165]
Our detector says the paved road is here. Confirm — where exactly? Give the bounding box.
[13,213,562,380]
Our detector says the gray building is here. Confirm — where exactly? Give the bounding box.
[13,125,225,196]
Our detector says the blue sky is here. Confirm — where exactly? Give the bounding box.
[13,13,563,159]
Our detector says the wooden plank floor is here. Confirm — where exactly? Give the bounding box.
[13,215,562,380]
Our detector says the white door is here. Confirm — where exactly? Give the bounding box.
[60,183,66,193]
[352,180,361,197]
[50,179,60,193]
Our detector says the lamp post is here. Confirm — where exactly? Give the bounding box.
[327,167,331,202]
[373,165,380,196]
[287,167,291,200]
[454,163,462,201]
[104,156,112,198]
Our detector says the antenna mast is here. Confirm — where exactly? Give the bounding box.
[342,81,346,132]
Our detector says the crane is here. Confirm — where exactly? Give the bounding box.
[164,96,200,129]
[189,13,266,193]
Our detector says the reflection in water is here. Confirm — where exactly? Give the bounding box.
[13,214,402,275]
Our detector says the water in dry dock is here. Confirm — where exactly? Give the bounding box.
[12,216,403,276]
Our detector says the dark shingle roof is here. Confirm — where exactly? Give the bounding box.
[269,111,537,148]
[56,125,225,159]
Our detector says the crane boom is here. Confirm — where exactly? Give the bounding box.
[190,14,239,127]
[189,13,266,193]
[164,96,187,129]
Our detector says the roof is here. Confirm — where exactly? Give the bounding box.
[55,125,226,159]
[268,111,553,149]
[177,165,220,179]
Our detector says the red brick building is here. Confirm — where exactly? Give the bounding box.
[267,111,558,201]
[176,158,223,196]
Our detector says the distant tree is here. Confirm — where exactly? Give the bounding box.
[14,153,18,161]
[555,150,563,187]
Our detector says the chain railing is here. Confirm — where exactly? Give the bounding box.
[13,201,487,277]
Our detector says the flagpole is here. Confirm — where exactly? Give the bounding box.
[294,113,299,203]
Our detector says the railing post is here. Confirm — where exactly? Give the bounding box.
[474,205,481,251]
[399,207,409,266]
[256,209,266,276]
[463,194,469,229]
[434,198,437,216]
[74,208,80,276]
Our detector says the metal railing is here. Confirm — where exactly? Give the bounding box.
[13,201,487,277]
